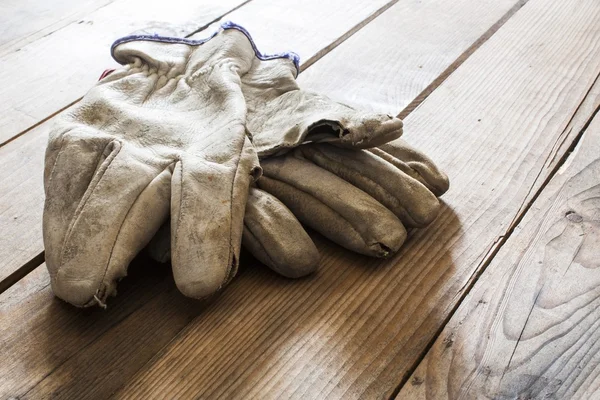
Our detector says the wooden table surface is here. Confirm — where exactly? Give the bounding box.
[1,0,599,398]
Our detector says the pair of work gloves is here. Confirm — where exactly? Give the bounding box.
[43,22,449,308]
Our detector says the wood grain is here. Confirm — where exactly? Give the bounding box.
[297,0,525,114]
[0,256,204,399]
[103,0,600,398]
[0,0,529,398]
[0,0,521,293]
[398,106,600,400]
[0,0,115,56]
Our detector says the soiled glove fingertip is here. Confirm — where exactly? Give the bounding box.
[408,161,450,197]
[175,277,224,300]
[51,269,109,308]
[270,245,320,279]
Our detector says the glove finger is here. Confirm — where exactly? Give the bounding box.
[44,131,115,272]
[144,188,319,279]
[374,138,450,196]
[243,187,319,278]
[295,144,441,228]
[243,61,403,156]
[170,144,259,299]
[45,141,172,307]
[259,155,407,258]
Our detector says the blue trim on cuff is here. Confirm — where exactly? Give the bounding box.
[111,21,301,73]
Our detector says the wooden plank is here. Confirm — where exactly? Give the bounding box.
[202,0,398,67]
[298,0,527,114]
[0,0,395,291]
[108,0,600,398]
[0,0,525,398]
[0,257,202,399]
[0,0,248,147]
[398,108,600,400]
[0,0,115,56]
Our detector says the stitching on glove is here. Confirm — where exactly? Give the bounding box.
[110,21,300,76]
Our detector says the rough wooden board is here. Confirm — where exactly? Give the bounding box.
[398,109,600,400]
[298,0,525,114]
[0,0,115,56]
[0,0,248,147]
[0,127,46,293]
[0,0,520,292]
[0,0,529,398]
[0,257,199,399]
[109,0,600,398]
[201,0,398,67]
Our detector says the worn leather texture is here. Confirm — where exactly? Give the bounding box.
[258,139,449,258]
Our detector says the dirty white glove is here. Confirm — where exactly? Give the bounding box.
[240,49,447,259]
[148,25,447,275]
[43,24,402,307]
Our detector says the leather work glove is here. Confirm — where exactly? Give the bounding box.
[147,23,448,277]
[43,23,403,307]
[241,48,448,260]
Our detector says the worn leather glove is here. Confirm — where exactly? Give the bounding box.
[241,48,448,259]
[43,24,402,307]
[147,24,448,276]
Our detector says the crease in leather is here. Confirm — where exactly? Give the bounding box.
[59,140,122,271]
[298,146,416,225]
[259,174,384,250]
[96,162,175,303]
[242,224,278,270]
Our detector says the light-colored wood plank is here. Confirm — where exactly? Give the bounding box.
[298,0,526,114]
[0,127,46,293]
[0,0,115,56]
[0,0,394,291]
[109,0,600,398]
[202,0,397,67]
[398,108,600,400]
[0,0,525,398]
[0,0,520,291]
[0,0,248,147]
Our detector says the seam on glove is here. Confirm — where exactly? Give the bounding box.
[242,222,278,271]
[59,140,122,270]
[96,161,175,305]
[111,21,300,76]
